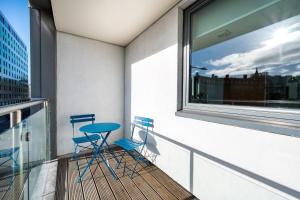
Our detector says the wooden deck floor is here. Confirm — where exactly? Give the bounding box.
[0,171,28,200]
[55,149,198,200]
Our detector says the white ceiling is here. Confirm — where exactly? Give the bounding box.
[51,0,180,46]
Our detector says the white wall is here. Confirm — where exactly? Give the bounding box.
[125,4,300,200]
[56,32,124,156]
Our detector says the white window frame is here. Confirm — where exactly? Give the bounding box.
[180,0,300,137]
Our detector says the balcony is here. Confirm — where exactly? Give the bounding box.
[0,101,198,200]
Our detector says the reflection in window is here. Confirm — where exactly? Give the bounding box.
[189,0,300,109]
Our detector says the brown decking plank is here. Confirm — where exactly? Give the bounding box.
[147,166,196,200]
[65,160,69,200]
[131,172,162,200]
[122,153,176,200]
[0,192,5,200]
[0,173,14,200]
[86,156,116,200]
[125,157,162,200]
[79,158,100,200]
[96,158,131,200]
[55,159,69,200]
[0,191,6,200]
[68,159,84,200]
[107,158,146,200]
[2,172,28,200]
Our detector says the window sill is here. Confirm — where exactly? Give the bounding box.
[175,109,300,138]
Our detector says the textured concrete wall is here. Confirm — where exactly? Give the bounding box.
[56,32,124,155]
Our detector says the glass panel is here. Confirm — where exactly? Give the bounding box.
[0,116,29,200]
[0,103,50,200]
[190,0,300,108]
[26,107,49,200]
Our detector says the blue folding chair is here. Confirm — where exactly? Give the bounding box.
[114,116,154,178]
[70,114,101,162]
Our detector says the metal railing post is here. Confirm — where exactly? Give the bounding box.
[10,110,21,128]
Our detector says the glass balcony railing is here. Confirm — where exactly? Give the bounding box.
[0,99,51,200]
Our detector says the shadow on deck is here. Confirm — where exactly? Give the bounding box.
[55,149,198,200]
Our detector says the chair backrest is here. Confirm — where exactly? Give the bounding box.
[131,116,154,144]
[70,114,95,137]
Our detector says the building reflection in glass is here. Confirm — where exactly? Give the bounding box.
[190,68,300,108]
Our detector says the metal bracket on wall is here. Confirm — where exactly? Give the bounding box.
[21,131,31,142]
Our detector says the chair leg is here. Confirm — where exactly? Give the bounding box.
[72,144,78,160]
[73,144,81,181]
[107,145,120,164]
[123,161,127,176]
[130,159,140,179]
[78,154,96,183]
[90,160,99,177]
[125,150,142,179]
[136,149,150,166]
[116,151,126,169]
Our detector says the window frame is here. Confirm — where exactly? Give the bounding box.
[180,0,300,137]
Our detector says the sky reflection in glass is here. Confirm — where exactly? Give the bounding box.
[191,15,300,78]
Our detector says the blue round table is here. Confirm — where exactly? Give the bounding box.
[79,122,120,180]
[79,123,120,134]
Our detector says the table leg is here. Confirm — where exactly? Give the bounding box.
[79,131,119,181]
[98,151,118,179]
[78,151,97,182]
[98,132,118,179]
[77,133,104,181]
[99,134,120,164]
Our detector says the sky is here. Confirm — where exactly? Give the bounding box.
[0,0,30,59]
[191,15,300,78]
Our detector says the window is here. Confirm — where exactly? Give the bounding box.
[184,0,300,109]
[182,0,300,134]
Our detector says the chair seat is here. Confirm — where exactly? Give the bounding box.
[113,138,143,151]
[0,147,19,158]
[72,134,100,144]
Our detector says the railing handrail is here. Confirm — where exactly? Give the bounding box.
[0,98,47,117]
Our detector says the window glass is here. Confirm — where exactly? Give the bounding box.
[189,0,300,108]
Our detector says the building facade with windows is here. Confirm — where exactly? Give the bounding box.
[0,11,29,106]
